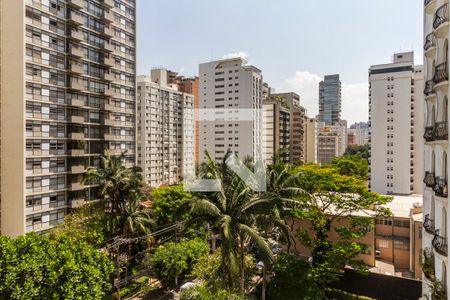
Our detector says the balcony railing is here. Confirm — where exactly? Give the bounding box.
[434,62,449,85]
[432,229,448,257]
[435,121,448,140]
[424,214,436,234]
[425,0,433,6]
[424,80,435,96]
[424,171,436,187]
[424,126,435,142]
[434,3,449,29]
[424,33,436,51]
[434,177,448,197]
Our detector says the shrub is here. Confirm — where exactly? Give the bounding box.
[180,284,244,300]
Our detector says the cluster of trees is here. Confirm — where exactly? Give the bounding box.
[0,148,390,299]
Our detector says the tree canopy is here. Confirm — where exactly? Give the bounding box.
[330,154,369,180]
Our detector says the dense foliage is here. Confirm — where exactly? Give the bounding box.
[147,239,209,286]
[180,285,244,300]
[0,233,114,300]
[344,144,369,159]
[331,154,369,180]
[150,185,193,226]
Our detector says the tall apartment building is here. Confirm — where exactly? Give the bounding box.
[272,92,306,164]
[318,74,342,125]
[176,77,199,164]
[422,1,450,298]
[262,98,290,164]
[349,121,370,145]
[1,0,136,237]
[304,117,317,163]
[317,129,339,165]
[199,57,263,162]
[369,52,423,196]
[137,69,194,188]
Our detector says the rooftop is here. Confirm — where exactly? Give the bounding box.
[382,194,423,219]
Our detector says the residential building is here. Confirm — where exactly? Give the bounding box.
[137,69,194,187]
[272,92,306,164]
[422,1,450,298]
[304,117,318,163]
[348,131,357,146]
[318,74,342,125]
[262,98,290,164]
[1,0,136,237]
[348,122,370,145]
[198,57,263,162]
[369,52,424,195]
[287,195,423,279]
[316,121,347,164]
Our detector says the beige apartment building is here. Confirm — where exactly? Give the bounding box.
[369,52,424,195]
[304,117,317,163]
[1,0,136,237]
[137,69,194,188]
[287,195,423,279]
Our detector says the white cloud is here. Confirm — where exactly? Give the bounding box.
[222,51,249,60]
[282,71,368,125]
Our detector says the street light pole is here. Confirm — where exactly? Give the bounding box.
[256,261,266,300]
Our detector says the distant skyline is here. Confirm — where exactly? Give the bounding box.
[137,0,422,124]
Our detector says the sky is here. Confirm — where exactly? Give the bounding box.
[137,0,423,125]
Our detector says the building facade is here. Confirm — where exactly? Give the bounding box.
[423,1,450,298]
[137,69,194,188]
[198,57,263,162]
[369,52,424,196]
[1,0,136,237]
[318,74,342,125]
[304,117,318,163]
[262,98,290,164]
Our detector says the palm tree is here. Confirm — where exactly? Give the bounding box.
[116,194,155,237]
[191,151,274,294]
[82,150,143,235]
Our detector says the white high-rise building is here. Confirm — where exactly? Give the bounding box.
[422,1,450,298]
[369,52,424,196]
[137,69,194,187]
[199,58,263,162]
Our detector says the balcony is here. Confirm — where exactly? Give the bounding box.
[434,3,449,38]
[104,57,115,67]
[433,62,448,91]
[69,63,84,74]
[68,149,85,156]
[424,171,436,188]
[432,229,448,257]
[68,46,84,58]
[70,115,85,123]
[433,177,448,198]
[101,27,114,38]
[68,13,84,26]
[424,80,435,98]
[103,11,114,23]
[425,0,437,15]
[69,98,85,107]
[69,30,84,42]
[424,214,436,235]
[424,126,435,142]
[67,0,83,9]
[69,132,85,140]
[100,42,114,53]
[104,118,117,126]
[103,73,115,82]
[68,182,84,192]
[69,78,84,91]
[70,165,85,174]
[424,33,437,59]
[435,121,448,141]
[103,0,114,9]
[69,198,85,208]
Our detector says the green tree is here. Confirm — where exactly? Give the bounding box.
[147,239,209,286]
[344,144,369,159]
[0,233,114,300]
[180,284,244,300]
[116,193,155,236]
[291,164,391,288]
[331,154,369,180]
[150,185,193,226]
[268,253,324,300]
[82,150,146,236]
[192,151,275,293]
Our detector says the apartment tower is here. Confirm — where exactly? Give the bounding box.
[423,1,450,298]
[1,0,136,236]
[137,69,194,187]
[198,57,263,162]
[318,74,342,125]
[369,52,424,195]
